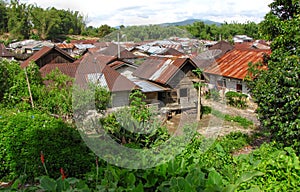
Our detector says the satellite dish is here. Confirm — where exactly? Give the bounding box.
[196,49,222,60]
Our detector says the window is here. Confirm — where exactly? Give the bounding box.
[217,79,226,88]
[179,88,188,97]
[236,83,242,92]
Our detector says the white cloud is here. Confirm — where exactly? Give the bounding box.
[20,0,273,27]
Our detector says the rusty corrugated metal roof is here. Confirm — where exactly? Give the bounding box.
[40,62,79,78]
[70,39,98,44]
[159,48,185,56]
[75,52,137,92]
[133,56,196,85]
[204,49,271,80]
[209,40,234,57]
[56,43,75,49]
[99,43,137,59]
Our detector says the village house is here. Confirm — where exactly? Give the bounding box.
[74,52,139,108]
[204,48,271,96]
[21,45,76,69]
[132,55,199,110]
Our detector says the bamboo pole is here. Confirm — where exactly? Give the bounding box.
[24,67,34,108]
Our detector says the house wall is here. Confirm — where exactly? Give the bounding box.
[111,91,131,108]
[144,92,158,104]
[168,63,198,109]
[36,50,74,68]
[208,74,250,95]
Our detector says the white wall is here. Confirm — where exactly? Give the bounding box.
[208,74,250,95]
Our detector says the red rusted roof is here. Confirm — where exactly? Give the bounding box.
[56,43,75,49]
[70,39,98,44]
[21,46,75,68]
[204,49,271,80]
[108,61,126,69]
[133,56,197,85]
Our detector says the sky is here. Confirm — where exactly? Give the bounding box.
[19,0,273,27]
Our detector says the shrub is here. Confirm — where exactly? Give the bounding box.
[225,91,248,109]
[201,105,212,115]
[0,109,94,182]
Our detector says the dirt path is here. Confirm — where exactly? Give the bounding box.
[166,98,260,138]
[202,99,260,126]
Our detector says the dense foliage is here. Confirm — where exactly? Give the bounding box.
[0,0,263,42]
[101,25,193,42]
[1,1,300,191]
[0,59,111,117]
[181,21,261,41]
[247,0,300,151]
[0,109,94,181]
[0,0,86,40]
[2,131,300,191]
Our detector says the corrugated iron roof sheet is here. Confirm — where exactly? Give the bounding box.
[99,43,137,59]
[56,43,75,49]
[75,52,137,92]
[70,39,98,44]
[159,48,185,56]
[204,49,271,80]
[40,62,79,78]
[133,80,168,93]
[133,56,196,85]
[209,40,234,57]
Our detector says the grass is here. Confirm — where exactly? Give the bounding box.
[205,107,254,128]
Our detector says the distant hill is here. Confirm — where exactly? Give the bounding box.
[160,19,222,26]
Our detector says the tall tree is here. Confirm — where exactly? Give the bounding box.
[98,24,115,38]
[247,0,300,150]
[30,6,61,40]
[0,0,8,34]
[7,0,31,39]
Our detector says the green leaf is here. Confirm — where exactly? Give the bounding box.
[223,184,238,192]
[235,171,264,186]
[39,176,57,191]
[205,170,224,191]
[132,182,144,192]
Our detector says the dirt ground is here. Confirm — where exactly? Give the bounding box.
[164,98,270,156]
[166,99,259,137]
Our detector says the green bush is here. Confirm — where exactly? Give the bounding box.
[225,91,248,109]
[201,105,212,115]
[0,109,94,182]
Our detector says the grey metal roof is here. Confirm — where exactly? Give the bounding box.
[133,80,167,93]
[75,44,95,50]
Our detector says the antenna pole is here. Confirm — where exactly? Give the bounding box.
[117,32,120,59]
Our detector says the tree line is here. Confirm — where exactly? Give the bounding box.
[0,0,86,40]
[0,0,263,42]
[181,21,261,41]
